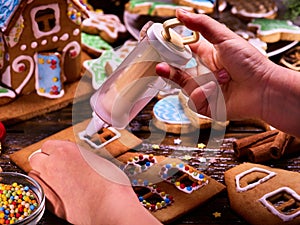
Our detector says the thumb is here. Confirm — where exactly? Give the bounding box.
[176,9,238,45]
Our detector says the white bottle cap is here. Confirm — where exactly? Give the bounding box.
[147,22,194,68]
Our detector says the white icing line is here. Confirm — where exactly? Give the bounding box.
[235,167,277,192]
[78,126,121,149]
[62,41,81,58]
[30,3,61,39]
[12,55,34,94]
[259,187,300,221]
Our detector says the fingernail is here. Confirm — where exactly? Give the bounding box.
[28,149,42,161]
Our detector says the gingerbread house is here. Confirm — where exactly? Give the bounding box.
[0,0,88,105]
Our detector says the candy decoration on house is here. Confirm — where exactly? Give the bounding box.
[131,179,174,211]
[121,154,157,177]
[0,0,88,105]
[160,162,209,194]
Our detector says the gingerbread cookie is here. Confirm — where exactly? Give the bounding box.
[174,0,227,14]
[224,163,300,225]
[81,11,127,43]
[117,152,225,223]
[248,18,300,43]
[83,40,137,90]
[280,45,300,71]
[83,50,119,90]
[152,95,197,134]
[125,0,194,17]
[227,0,278,20]
[81,32,113,57]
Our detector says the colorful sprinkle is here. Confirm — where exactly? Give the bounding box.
[0,182,39,224]
[197,143,206,149]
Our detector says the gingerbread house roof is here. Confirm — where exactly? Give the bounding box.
[0,0,89,34]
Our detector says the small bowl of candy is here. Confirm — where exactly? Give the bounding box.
[0,172,45,224]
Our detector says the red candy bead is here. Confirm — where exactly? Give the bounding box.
[0,122,6,143]
[150,204,155,210]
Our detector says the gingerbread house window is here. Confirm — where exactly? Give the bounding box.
[30,3,61,39]
[259,187,300,222]
[35,8,56,32]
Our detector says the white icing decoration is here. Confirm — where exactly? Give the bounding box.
[30,3,61,39]
[60,33,69,41]
[31,42,38,49]
[62,41,80,59]
[259,187,300,221]
[82,11,126,40]
[52,36,58,42]
[235,167,277,192]
[41,40,47,45]
[12,55,34,94]
[20,44,27,51]
[73,28,80,36]
[78,125,121,149]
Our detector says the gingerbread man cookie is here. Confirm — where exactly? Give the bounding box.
[81,11,127,43]
[248,18,300,43]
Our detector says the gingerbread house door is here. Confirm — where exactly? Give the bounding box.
[35,52,65,98]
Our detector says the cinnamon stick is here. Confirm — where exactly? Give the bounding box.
[247,142,273,163]
[233,130,278,158]
[270,131,293,159]
[282,136,300,157]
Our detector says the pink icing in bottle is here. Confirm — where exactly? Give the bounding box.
[80,18,199,147]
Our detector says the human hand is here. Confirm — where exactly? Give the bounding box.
[156,9,274,121]
[28,140,135,225]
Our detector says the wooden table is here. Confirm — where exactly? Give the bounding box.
[2,91,300,225]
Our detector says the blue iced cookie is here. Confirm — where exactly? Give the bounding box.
[152,95,196,134]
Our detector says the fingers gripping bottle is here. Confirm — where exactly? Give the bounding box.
[80,18,199,147]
